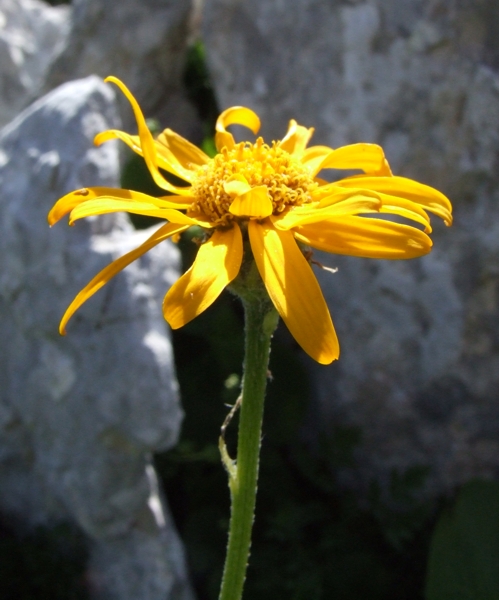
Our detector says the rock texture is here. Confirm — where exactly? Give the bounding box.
[0,0,70,128]
[0,76,194,600]
[203,0,499,499]
[44,0,200,140]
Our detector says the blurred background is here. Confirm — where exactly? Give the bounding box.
[1,0,499,599]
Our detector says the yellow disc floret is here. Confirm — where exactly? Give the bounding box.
[191,138,317,227]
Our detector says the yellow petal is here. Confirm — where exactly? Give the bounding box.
[224,174,251,196]
[301,145,336,174]
[59,222,188,334]
[273,193,381,230]
[293,216,432,259]
[248,220,339,364]
[336,175,453,225]
[68,199,204,226]
[105,76,191,195]
[215,106,261,151]
[49,187,191,226]
[95,129,194,183]
[164,224,243,328]
[377,193,432,233]
[156,128,210,168]
[279,119,315,156]
[310,143,389,178]
[229,185,273,218]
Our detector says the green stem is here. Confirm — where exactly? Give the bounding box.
[218,297,278,600]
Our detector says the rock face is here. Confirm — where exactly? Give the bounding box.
[0,77,194,600]
[0,0,70,128]
[44,0,200,139]
[203,0,499,498]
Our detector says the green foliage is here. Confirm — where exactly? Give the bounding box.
[425,480,499,600]
[0,520,89,600]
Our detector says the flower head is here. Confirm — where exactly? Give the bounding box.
[49,77,452,364]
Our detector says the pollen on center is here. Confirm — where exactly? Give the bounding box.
[190,138,317,227]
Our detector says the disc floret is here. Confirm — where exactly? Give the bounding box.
[191,138,317,227]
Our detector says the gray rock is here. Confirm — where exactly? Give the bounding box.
[0,76,194,600]
[0,0,70,128]
[44,0,200,140]
[203,0,499,499]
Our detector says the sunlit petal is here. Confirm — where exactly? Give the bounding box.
[156,128,210,168]
[273,193,381,230]
[60,222,188,334]
[301,145,336,174]
[68,199,202,225]
[215,106,261,151]
[310,143,390,178]
[224,174,251,196]
[229,185,273,218]
[293,216,432,259]
[49,187,191,226]
[164,225,243,328]
[336,175,453,225]
[105,76,192,195]
[248,220,339,364]
[279,119,315,156]
[95,129,195,183]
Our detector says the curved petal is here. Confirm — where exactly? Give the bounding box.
[310,143,390,178]
[229,185,273,218]
[156,128,210,168]
[293,216,433,259]
[248,220,339,364]
[336,175,453,225]
[301,145,336,174]
[164,224,243,328]
[49,187,192,226]
[59,222,188,334]
[273,193,381,230]
[95,129,193,183]
[215,106,261,151]
[105,77,192,195]
[377,193,432,232]
[279,119,315,156]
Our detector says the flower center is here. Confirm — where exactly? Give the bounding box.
[191,138,317,227]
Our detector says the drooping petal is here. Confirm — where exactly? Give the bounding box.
[59,222,188,334]
[293,216,433,259]
[215,106,261,151]
[164,224,243,328]
[48,187,192,226]
[310,143,391,178]
[336,175,453,225]
[279,119,315,156]
[229,185,273,218]
[105,77,192,195]
[273,193,381,230]
[248,220,339,364]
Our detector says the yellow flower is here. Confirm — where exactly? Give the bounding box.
[49,76,452,364]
